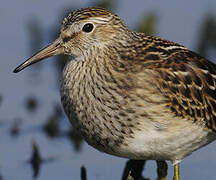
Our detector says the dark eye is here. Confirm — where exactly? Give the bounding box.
[82,23,94,33]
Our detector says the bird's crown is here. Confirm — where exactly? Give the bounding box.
[62,7,116,30]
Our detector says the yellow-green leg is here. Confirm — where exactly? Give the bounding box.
[173,163,180,180]
[156,160,168,180]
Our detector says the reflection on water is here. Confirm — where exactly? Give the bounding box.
[10,118,21,137]
[43,104,62,138]
[66,127,83,152]
[29,141,42,178]
[2,0,216,179]
[25,96,38,113]
[81,166,87,180]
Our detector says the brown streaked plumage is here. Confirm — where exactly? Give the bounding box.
[13,7,216,180]
[62,7,112,28]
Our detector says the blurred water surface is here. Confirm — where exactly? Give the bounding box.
[1,0,216,179]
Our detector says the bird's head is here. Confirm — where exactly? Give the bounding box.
[13,7,129,73]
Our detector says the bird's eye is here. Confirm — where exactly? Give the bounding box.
[82,23,94,33]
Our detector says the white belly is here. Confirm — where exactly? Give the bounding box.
[111,117,216,164]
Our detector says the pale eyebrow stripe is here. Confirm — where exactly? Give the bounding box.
[86,16,113,24]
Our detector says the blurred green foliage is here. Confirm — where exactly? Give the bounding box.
[26,19,43,54]
[197,14,216,57]
[136,12,157,35]
[93,0,116,10]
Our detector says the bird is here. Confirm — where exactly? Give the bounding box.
[13,7,216,180]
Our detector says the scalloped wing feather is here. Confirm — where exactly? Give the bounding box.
[148,51,216,132]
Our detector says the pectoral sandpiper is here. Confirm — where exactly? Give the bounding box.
[14,7,216,180]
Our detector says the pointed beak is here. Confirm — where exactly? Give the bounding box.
[13,38,63,73]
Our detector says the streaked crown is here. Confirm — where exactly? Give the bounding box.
[62,7,121,30]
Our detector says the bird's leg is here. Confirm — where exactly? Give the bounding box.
[121,160,146,180]
[156,160,168,180]
[173,163,180,180]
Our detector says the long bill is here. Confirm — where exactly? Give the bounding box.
[13,38,63,73]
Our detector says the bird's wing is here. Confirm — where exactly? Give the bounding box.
[148,50,216,132]
[117,34,216,131]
